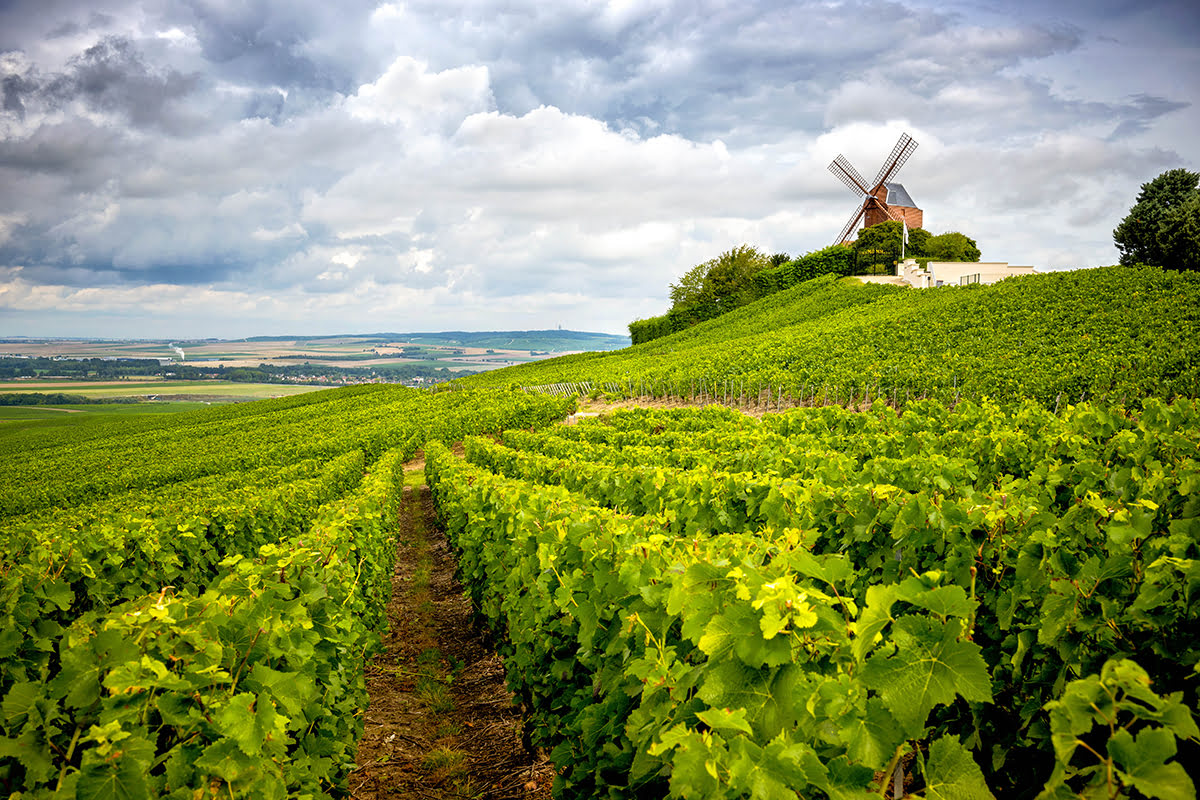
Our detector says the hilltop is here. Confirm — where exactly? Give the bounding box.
[465,266,1200,406]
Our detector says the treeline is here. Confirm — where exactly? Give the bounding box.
[0,356,165,379]
[630,222,980,345]
[0,392,114,406]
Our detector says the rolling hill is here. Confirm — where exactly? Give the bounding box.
[466,266,1200,406]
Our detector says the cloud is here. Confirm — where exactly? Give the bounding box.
[0,0,1197,337]
[347,55,494,130]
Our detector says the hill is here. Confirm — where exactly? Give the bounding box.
[465,266,1200,406]
[3,266,1199,799]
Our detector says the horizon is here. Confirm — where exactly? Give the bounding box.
[0,327,633,342]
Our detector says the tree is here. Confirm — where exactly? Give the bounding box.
[851,221,934,272]
[668,261,710,308]
[668,244,771,312]
[704,245,771,308]
[1113,168,1200,270]
[906,227,931,257]
[853,221,903,273]
[1156,192,1200,272]
[925,232,981,262]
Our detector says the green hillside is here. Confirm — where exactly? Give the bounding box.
[466,266,1200,405]
[4,265,1199,799]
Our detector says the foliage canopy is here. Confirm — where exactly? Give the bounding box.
[1114,168,1200,271]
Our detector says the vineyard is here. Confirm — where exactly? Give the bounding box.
[0,385,573,798]
[467,266,1200,407]
[427,400,1200,798]
[3,264,1200,799]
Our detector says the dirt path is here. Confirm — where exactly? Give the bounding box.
[352,482,554,800]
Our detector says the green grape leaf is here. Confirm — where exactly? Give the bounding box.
[213,692,283,757]
[842,697,904,770]
[1109,728,1196,800]
[193,738,258,783]
[727,737,800,800]
[861,617,992,737]
[921,736,995,800]
[698,603,791,668]
[853,583,900,662]
[76,757,153,800]
[696,706,754,734]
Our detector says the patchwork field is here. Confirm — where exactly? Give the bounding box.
[0,330,627,371]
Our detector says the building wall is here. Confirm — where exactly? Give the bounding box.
[863,204,923,229]
[925,262,1035,286]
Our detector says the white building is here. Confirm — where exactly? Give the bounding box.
[859,259,1037,289]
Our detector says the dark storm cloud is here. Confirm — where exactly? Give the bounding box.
[0,0,132,51]
[1,35,199,132]
[43,36,199,128]
[2,73,27,117]
[0,119,124,179]
[381,0,1084,143]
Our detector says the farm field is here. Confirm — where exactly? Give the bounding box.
[0,402,211,424]
[0,385,573,797]
[3,269,1199,799]
[468,265,1200,407]
[427,399,1200,798]
[0,330,629,371]
[0,379,325,400]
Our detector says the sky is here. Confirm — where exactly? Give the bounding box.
[0,0,1197,339]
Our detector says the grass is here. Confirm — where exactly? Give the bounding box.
[422,748,466,771]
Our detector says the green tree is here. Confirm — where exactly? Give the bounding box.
[668,261,710,308]
[1114,168,1200,270]
[925,232,981,262]
[668,245,771,312]
[704,245,771,308]
[853,221,902,273]
[1157,192,1200,272]
[852,221,934,272]
[906,227,931,257]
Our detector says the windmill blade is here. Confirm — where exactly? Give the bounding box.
[834,203,868,245]
[871,133,918,190]
[879,201,903,222]
[828,155,872,196]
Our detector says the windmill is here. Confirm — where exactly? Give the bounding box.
[828,133,923,245]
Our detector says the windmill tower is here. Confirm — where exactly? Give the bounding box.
[828,133,922,245]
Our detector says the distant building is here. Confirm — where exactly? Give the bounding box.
[858,259,1037,289]
[862,183,923,231]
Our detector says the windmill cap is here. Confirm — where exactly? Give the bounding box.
[885,182,917,207]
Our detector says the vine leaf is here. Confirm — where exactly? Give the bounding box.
[1109,728,1195,800]
[921,736,995,800]
[861,617,992,737]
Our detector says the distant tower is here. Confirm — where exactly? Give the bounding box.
[828,133,922,244]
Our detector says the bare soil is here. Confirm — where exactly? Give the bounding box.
[351,483,553,800]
